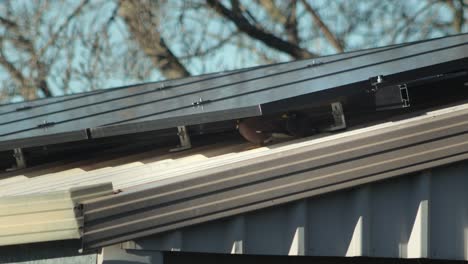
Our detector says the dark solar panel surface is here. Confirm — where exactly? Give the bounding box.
[0,34,467,151]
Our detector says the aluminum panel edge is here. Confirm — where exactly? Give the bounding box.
[91,106,262,138]
[0,130,89,152]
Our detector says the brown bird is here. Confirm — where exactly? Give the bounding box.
[237,117,280,145]
[238,113,317,145]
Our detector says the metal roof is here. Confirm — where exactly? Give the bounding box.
[0,135,251,196]
[0,33,467,150]
[0,183,112,246]
[79,101,468,250]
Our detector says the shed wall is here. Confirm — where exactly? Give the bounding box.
[112,160,468,261]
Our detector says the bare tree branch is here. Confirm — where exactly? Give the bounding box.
[0,15,51,99]
[285,0,299,45]
[0,0,89,99]
[0,15,35,54]
[37,0,89,58]
[256,0,300,44]
[300,0,344,53]
[119,0,190,79]
[257,0,287,24]
[391,1,434,43]
[0,45,26,88]
[206,0,316,59]
[446,0,465,33]
[178,31,240,60]
[0,16,18,31]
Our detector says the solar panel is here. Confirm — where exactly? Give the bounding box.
[0,34,467,151]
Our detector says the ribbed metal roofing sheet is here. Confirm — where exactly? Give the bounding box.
[0,183,112,246]
[0,138,252,197]
[1,34,467,150]
[79,101,468,250]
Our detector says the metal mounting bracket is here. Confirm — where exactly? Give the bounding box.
[400,84,410,108]
[170,126,192,152]
[375,83,411,110]
[6,148,27,171]
[369,75,384,92]
[324,102,346,131]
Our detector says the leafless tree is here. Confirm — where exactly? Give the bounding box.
[0,0,90,100]
[0,0,466,103]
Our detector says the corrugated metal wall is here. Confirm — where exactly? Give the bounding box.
[102,160,468,263]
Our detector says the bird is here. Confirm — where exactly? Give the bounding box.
[237,116,278,146]
[237,113,317,145]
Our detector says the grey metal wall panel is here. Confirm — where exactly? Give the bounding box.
[1,34,466,150]
[430,163,468,260]
[80,101,468,250]
[114,163,468,261]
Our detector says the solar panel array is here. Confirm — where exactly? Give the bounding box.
[0,34,467,151]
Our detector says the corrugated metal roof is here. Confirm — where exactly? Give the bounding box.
[0,33,466,150]
[0,136,252,196]
[79,101,468,249]
[0,183,112,246]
